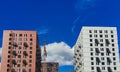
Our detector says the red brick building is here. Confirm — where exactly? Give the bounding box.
[41,62,59,72]
[1,30,41,72]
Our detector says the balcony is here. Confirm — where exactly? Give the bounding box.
[23,51,28,56]
[24,42,28,48]
[13,42,18,47]
[11,69,15,72]
[95,48,100,55]
[23,60,27,65]
[12,60,17,65]
[106,48,111,55]
[108,67,112,72]
[12,51,17,56]
[107,57,112,65]
[105,39,110,46]
[95,39,99,46]
[96,57,101,65]
[97,67,101,72]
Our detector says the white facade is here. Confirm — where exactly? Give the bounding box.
[74,26,120,72]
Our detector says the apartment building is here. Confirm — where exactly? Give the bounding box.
[74,26,120,72]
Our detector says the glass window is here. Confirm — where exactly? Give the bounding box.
[99,30,102,33]
[90,35,92,37]
[19,34,22,37]
[89,30,92,33]
[94,30,97,33]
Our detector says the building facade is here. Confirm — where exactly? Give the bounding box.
[41,62,59,72]
[74,26,120,72]
[1,30,41,72]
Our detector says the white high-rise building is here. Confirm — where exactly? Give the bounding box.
[74,26,120,72]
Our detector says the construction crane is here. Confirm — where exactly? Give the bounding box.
[43,39,47,72]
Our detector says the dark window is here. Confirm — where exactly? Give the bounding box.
[90,35,92,37]
[111,35,114,38]
[91,53,93,56]
[101,53,104,56]
[30,51,32,54]
[91,62,94,65]
[100,44,103,46]
[91,67,94,70]
[8,55,10,58]
[8,46,11,49]
[113,53,115,56]
[8,51,11,53]
[102,62,105,65]
[90,39,92,42]
[100,35,103,37]
[9,38,12,40]
[19,34,22,37]
[90,48,93,51]
[29,69,31,72]
[17,64,20,67]
[90,43,93,46]
[113,57,116,60]
[111,30,113,33]
[91,57,94,60]
[30,34,32,37]
[113,62,116,65]
[30,47,32,50]
[8,60,10,62]
[30,55,32,58]
[30,38,33,41]
[18,55,21,58]
[112,44,114,47]
[29,60,32,63]
[9,34,12,36]
[9,42,12,45]
[99,30,102,33]
[114,67,117,70]
[94,35,97,37]
[111,39,114,42]
[89,30,92,33]
[112,48,115,51]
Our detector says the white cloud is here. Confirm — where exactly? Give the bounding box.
[41,42,74,66]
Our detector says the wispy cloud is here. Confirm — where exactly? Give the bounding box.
[36,26,49,35]
[41,42,74,66]
[37,29,48,35]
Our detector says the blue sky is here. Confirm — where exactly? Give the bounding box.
[0,0,120,72]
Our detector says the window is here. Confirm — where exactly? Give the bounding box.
[101,53,104,56]
[100,39,103,42]
[9,38,12,40]
[100,48,104,51]
[30,38,33,41]
[18,55,21,58]
[100,44,103,46]
[19,38,22,41]
[105,35,108,38]
[111,30,113,33]
[91,57,94,60]
[105,30,108,33]
[30,51,32,54]
[100,35,103,37]
[113,57,116,60]
[29,60,32,63]
[30,55,32,58]
[19,34,22,37]
[90,48,93,51]
[94,35,97,37]
[101,57,104,60]
[8,60,10,62]
[17,64,20,67]
[30,42,32,45]
[111,35,114,38]
[29,69,32,72]
[9,33,13,36]
[99,30,102,33]
[102,62,105,65]
[90,43,93,46]
[30,47,32,50]
[8,55,10,58]
[29,64,32,67]
[112,48,115,51]
[91,62,94,65]
[112,44,114,47]
[94,30,97,33]
[90,39,92,42]
[8,51,11,53]
[9,42,12,45]
[30,34,32,37]
[90,35,92,37]
[111,39,114,42]
[113,53,115,56]
[8,46,11,49]
[114,67,117,70]
[102,67,105,70]
[89,30,92,33]
[91,53,93,56]
[113,62,116,65]
[91,67,94,70]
